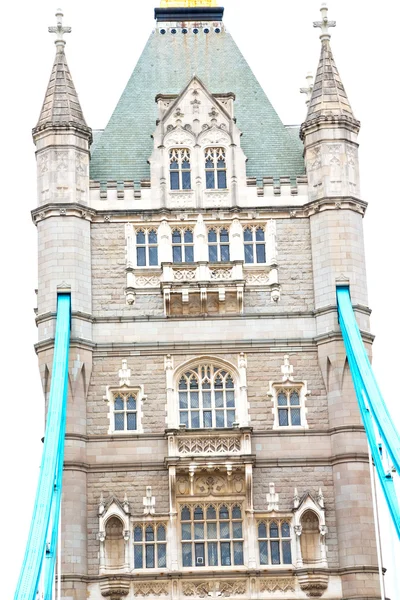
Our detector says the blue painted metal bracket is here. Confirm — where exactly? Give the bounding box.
[337,286,400,539]
[15,294,71,600]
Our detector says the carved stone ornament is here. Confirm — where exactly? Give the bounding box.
[297,570,329,597]
[178,436,241,454]
[183,580,246,598]
[259,578,295,593]
[100,577,130,600]
[244,272,270,285]
[134,582,169,596]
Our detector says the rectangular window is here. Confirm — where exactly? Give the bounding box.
[133,524,167,570]
[258,521,292,566]
[180,504,244,568]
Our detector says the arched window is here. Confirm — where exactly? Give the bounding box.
[208,228,230,262]
[136,229,158,267]
[258,520,292,566]
[243,226,266,264]
[172,228,194,263]
[113,393,137,431]
[181,504,244,567]
[178,365,236,429]
[205,148,227,189]
[133,523,167,569]
[170,148,191,190]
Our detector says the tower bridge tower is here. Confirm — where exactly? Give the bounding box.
[32,2,381,599]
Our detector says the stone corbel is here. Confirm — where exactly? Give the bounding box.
[100,578,130,600]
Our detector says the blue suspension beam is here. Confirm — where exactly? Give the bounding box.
[337,286,400,539]
[15,294,71,600]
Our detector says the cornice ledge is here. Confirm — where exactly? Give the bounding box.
[36,309,94,326]
[32,202,96,225]
[315,329,374,345]
[64,460,166,472]
[304,196,367,217]
[35,337,95,354]
[300,114,361,139]
[314,303,371,318]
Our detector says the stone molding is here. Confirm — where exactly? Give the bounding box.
[182,580,247,597]
[259,578,295,592]
[134,582,169,596]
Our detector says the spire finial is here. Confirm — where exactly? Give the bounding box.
[313,3,336,43]
[48,8,71,52]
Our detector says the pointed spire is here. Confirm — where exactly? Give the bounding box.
[302,4,359,131]
[34,9,90,136]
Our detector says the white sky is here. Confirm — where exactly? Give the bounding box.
[1,1,399,597]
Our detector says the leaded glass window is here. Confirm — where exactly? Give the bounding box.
[136,229,158,267]
[258,520,292,566]
[277,388,302,426]
[208,228,230,262]
[178,365,236,429]
[243,226,266,264]
[181,504,244,567]
[172,228,194,263]
[205,148,227,190]
[133,523,167,569]
[170,148,192,190]
[113,392,137,431]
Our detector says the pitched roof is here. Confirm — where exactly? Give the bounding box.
[90,25,305,183]
[305,40,357,123]
[34,48,90,134]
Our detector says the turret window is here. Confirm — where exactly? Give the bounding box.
[208,228,230,262]
[244,226,266,264]
[277,389,302,426]
[133,523,167,569]
[178,365,236,429]
[113,393,137,431]
[205,148,227,190]
[172,228,194,263]
[181,504,244,567]
[136,229,158,267]
[258,520,292,566]
[170,148,192,190]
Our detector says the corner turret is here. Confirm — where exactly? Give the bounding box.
[33,9,92,206]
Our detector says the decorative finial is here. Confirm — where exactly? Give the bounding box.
[143,486,156,515]
[118,359,131,386]
[48,8,71,52]
[281,355,294,382]
[300,72,314,106]
[266,482,280,512]
[313,3,336,43]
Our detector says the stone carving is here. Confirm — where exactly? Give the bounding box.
[134,582,169,597]
[182,581,246,598]
[210,268,233,280]
[118,360,131,386]
[100,578,130,600]
[244,272,269,285]
[39,153,49,173]
[195,474,227,495]
[203,191,230,208]
[55,151,68,171]
[297,571,329,597]
[259,578,295,593]
[178,436,241,454]
[173,269,196,281]
[135,275,160,287]
[168,192,196,208]
[182,582,210,598]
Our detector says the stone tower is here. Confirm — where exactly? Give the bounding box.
[33,3,382,599]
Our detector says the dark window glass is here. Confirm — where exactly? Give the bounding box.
[127,396,136,410]
[259,540,268,565]
[219,506,229,520]
[282,540,292,564]
[203,411,212,427]
[127,412,137,430]
[182,543,192,566]
[281,522,291,538]
[172,230,181,244]
[244,245,254,264]
[137,246,146,266]
[271,540,280,565]
[220,245,230,261]
[208,229,217,243]
[270,522,279,538]
[148,230,157,244]
[114,396,124,410]
[207,506,216,520]
[134,526,143,542]
[208,542,218,566]
[208,245,218,262]
[220,542,231,566]
[134,545,143,568]
[233,541,244,565]
[185,245,194,263]
[170,159,179,170]
[182,523,191,540]
[256,227,265,242]
[146,526,155,542]
[184,230,193,244]
[232,506,242,519]
[291,408,301,426]
[181,507,191,521]
[244,228,253,242]
[256,244,266,263]
[191,411,200,428]
[206,171,215,189]
[182,171,191,190]
[158,544,167,568]
[136,231,146,244]
[194,506,204,520]
[195,543,205,566]
[173,246,182,263]
[170,171,179,190]
[114,413,124,431]
[220,229,229,243]
[217,170,227,189]
[278,392,287,406]
[290,391,300,405]
[258,522,267,538]
[279,409,289,426]
[145,544,155,568]
[149,246,158,266]
[157,525,166,541]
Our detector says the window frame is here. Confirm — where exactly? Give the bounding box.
[205,147,228,190]
[169,148,192,191]
[106,385,146,435]
[133,522,168,570]
[269,382,309,430]
[178,364,237,430]
[135,228,159,267]
[172,227,195,264]
[257,519,293,567]
[207,227,230,262]
[113,392,138,432]
[243,225,267,265]
[180,503,244,568]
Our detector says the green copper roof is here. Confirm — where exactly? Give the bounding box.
[90,26,305,183]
